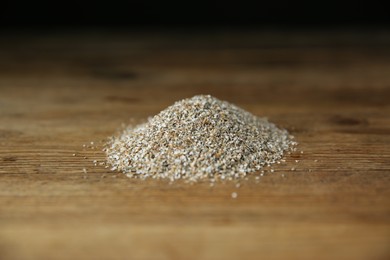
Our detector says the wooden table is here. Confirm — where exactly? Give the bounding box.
[0,30,389,260]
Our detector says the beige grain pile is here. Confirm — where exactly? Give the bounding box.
[105,95,296,182]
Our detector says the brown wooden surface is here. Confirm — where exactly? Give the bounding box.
[0,30,389,260]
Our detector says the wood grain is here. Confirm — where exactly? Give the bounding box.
[0,30,389,260]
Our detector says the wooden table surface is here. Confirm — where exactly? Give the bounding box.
[0,30,389,260]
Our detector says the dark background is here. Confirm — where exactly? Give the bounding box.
[1,1,389,30]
